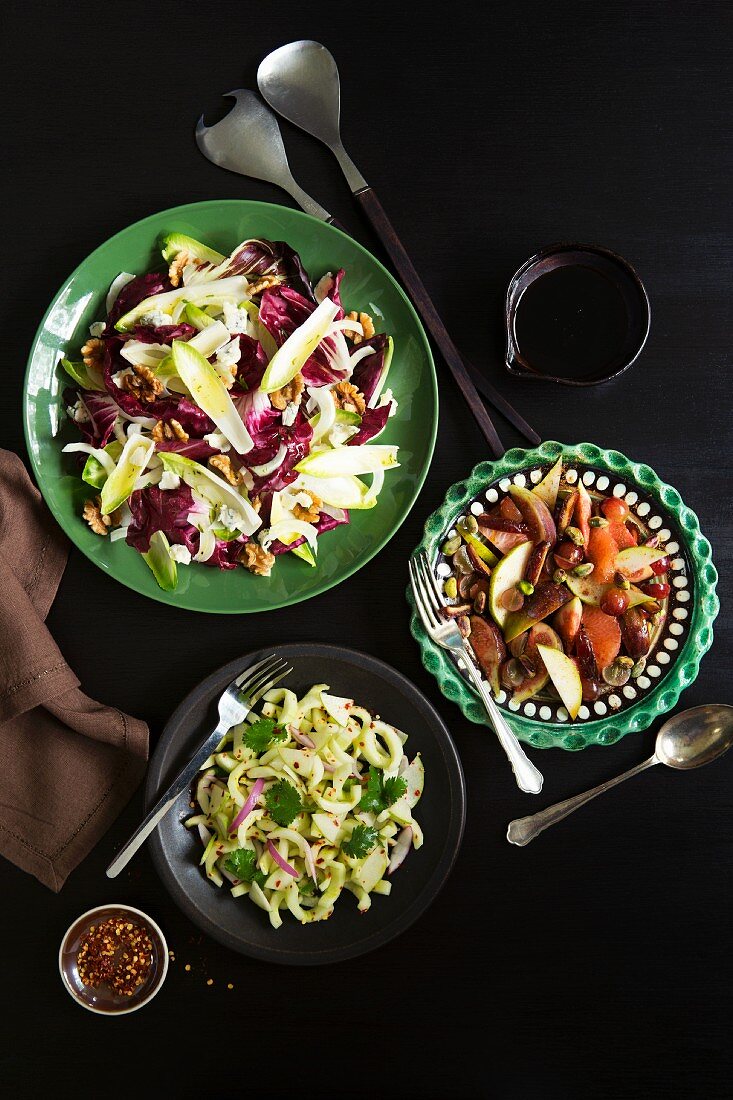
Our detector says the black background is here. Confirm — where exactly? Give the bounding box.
[2,2,731,1097]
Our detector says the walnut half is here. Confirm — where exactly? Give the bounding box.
[270,372,305,411]
[241,543,275,577]
[82,496,119,536]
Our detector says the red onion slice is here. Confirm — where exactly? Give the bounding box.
[289,724,316,749]
[229,778,265,834]
[387,826,413,875]
[266,839,300,880]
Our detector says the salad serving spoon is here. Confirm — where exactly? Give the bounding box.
[507,704,733,846]
[196,87,539,451]
[257,40,517,457]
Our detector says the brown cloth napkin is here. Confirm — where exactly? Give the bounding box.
[0,450,148,890]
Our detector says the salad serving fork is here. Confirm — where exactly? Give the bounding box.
[409,551,543,794]
[106,654,291,878]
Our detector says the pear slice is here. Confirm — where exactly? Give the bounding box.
[537,645,583,719]
[532,458,563,511]
[615,545,669,576]
[566,574,653,608]
[488,541,534,628]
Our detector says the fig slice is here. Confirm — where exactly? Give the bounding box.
[508,485,557,547]
[503,581,571,643]
[511,623,562,704]
[466,543,492,577]
[575,622,599,681]
[553,595,583,651]
[525,540,550,587]
[468,615,507,698]
[555,490,578,536]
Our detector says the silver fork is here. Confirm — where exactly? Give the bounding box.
[410,553,543,794]
[106,654,291,878]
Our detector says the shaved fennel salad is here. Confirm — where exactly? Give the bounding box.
[60,233,399,587]
[186,683,424,928]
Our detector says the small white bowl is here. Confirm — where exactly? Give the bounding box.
[59,904,169,1015]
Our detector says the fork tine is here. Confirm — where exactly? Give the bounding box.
[235,654,278,689]
[248,665,293,709]
[416,554,442,616]
[242,658,289,702]
[419,549,448,608]
[409,556,439,629]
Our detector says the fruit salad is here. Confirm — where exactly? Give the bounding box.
[438,459,683,721]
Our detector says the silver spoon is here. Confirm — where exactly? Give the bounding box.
[196,90,333,223]
[257,40,516,457]
[507,704,733,846]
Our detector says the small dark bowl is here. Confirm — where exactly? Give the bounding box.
[58,904,169,1015]
[505,243,651,386]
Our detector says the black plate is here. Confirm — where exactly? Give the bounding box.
[146,644,466,965]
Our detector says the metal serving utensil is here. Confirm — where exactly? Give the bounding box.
[409,550,544,794]
[196,90,333,223]
[507,704,733,845]
[196,82,540,450]
[106,653,291,877]
[257,41,509,455]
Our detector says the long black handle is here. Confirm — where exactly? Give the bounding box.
[353,186,505,457]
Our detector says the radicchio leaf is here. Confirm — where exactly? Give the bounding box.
[68,388,119,448]
[270,510,349,554]
[349,334,389,405]
[259,287,349,387]
[105,272,171,330]
[347,403,391,445]
[126,484,200,554]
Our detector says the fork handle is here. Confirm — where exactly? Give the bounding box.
[105,719,228,878]
[462,658,544,794]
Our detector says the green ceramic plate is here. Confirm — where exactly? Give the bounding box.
[410,441,719,750]
[24,200,437,613]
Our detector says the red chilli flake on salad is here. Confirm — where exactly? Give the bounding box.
[60,234,399,590]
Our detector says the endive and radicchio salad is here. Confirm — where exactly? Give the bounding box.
[60,234,398,588]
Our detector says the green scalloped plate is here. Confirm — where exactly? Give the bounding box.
[409,441,719,750]
[24,200,437,614]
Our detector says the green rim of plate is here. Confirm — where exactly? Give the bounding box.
[23,200,437,614]
[409,441,719,750]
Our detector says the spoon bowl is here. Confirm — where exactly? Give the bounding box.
[655,704,733,770]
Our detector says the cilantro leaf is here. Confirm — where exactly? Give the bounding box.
[265,779,302,827]
[382,775,407,807]
[343,825,379,860]
[224,848,266,886]
[243,717,287,753]
[359,767,385,813]
[358,768,407,813]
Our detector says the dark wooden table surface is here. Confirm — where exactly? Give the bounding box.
[3,3,731,1096]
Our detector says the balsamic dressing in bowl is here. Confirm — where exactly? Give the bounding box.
[505,244,650,386]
